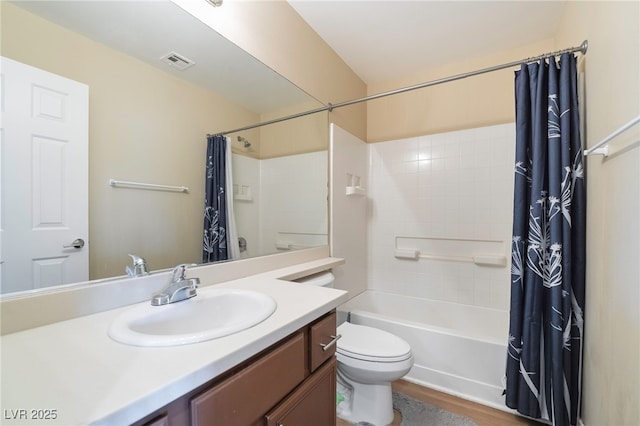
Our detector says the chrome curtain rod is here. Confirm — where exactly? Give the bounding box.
[217,40,588,136]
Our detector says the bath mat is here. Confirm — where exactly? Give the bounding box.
[391,391,478,426]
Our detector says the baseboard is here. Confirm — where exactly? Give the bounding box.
[405,369,586,426]
[404,364,509,413]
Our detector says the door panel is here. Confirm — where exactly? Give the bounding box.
[1,56,89,293]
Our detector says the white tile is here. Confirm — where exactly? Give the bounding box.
[445,139,461,158]
[431,140,447,159]
[366,123,516,310]
[417,159,432,173]
[457,279,475,305]
[473,279,494,307]
[418,142,432,161]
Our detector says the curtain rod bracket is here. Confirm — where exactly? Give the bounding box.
[580,40,588,54]
[328,103,334,112]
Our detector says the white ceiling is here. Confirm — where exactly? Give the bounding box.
[288,0,568,84]
[15,0,569,112]
[12,0,314,114]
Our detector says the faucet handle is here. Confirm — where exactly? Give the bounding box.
[128,253,147,266]
[171,263,196,282]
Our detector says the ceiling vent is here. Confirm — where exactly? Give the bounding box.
[160,52,195,71]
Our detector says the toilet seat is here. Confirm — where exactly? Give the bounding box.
[337,322,412,363]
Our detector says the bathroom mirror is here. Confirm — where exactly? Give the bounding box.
[1,0,329,295]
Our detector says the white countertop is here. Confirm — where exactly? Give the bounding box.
[0,264,348,425]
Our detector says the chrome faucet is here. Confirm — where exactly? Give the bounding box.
[151,264,199,306]
[126,254,149,277]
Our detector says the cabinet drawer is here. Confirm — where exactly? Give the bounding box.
[265,357,337,426]
[191,332,306,426]
[309,312,337,372]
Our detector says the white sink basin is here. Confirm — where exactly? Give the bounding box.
[109,288,277,347]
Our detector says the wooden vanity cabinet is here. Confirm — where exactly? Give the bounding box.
[135,311,337,426]
[191,332,307,425]
[265,358,336,426]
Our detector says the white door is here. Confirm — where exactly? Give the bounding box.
[1,56,89,294]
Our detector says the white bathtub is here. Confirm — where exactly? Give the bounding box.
[339,290,510,410]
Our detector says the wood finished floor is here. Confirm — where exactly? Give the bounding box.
[337,380,541,426]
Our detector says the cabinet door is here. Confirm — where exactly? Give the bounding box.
[309,312,337,372]
[265,357,336,426]
[191,332,306,426]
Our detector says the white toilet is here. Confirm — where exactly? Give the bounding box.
[336,321,414,425]
[295,272,414,426]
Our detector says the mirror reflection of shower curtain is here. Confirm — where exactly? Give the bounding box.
[203,135,240,263]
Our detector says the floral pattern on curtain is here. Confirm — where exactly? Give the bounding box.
[203,134,229,263]
[506,53,586,426]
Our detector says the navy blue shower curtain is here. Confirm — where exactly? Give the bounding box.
[506,53,586,426]
[203,134,229,263]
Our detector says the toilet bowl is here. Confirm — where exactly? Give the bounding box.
[294,272,414,425]
[335,321,414,426]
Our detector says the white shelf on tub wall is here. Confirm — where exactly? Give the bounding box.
[233,183,253,201]
[275,231,328,251]
[394,236,507,267]
[394,249,506,266]
[346,186,367,196]
[346,173,366,196]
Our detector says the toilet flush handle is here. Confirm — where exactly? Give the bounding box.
[320,334,342,352]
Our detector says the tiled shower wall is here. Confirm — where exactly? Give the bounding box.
[367,123,515,311]
[232,154,261,259]
[233,151,328,259]
[260,151,328,255]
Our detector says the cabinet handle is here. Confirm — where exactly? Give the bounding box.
[319,334,341,352]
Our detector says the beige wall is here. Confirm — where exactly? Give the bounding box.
[230,102,328,160]
[258,102,329,159]
[365,39,555,142]
[1,3,259,279]
[184,0,367,141]
[555,2,640,425]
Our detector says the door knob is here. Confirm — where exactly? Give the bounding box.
[63,238,85,249]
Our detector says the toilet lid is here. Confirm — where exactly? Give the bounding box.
[337,322,412,362]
